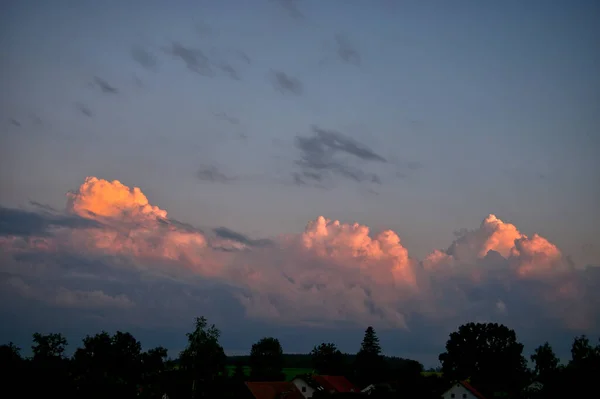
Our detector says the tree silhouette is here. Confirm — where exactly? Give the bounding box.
[311,342,345,375]
[32,332,67,360]
[30,333,71,397]
[249,337,285,381]
[531,342,559,384]
[355,326,387,387]
[439,322,528,397]
[359,327,382,355]
[71,331,144,397]
[180,316,226,398]
[0,342,24,388]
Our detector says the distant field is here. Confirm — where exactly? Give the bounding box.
[225,366,313,381]
[421,371,443,377]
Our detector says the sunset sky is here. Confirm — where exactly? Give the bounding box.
[1,0,599,365]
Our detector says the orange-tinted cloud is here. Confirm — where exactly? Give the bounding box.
[67,176,168,220]
[300,216,416,287]
[0,176,597,334]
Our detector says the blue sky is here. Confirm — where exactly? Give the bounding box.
[1,0,599,365]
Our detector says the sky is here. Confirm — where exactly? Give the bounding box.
[1,0,599,366]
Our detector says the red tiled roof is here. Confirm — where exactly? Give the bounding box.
[459,380,487,399]
[312,375,358,393]
[245,382,305,399]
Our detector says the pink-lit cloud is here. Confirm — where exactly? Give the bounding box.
[0,176,598,335]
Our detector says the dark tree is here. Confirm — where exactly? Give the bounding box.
[249,337,285,381]
[566,335,600,394]
[30,333,72,397]
[311,342,345,375]
[141,346,169,397]
[530,342,559,384]
[438,322,528,397]
[537,336,600,399]
[0,342,24,387]
[355,326,388,387]
[180,316,227,398]
[569,335,598,367]
[360,326,382,355]
[32,332,68,359]
[72,331,143,398]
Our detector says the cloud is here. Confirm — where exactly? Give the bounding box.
[75,102,93,118]
[93,77,119,94]
[218,63,240,80]
[1,277,133,310]
[270,70,303,95]
[0,177,598,348]
[163,42,247,81]
[293,125,387,187]
[195,20,216,37]
[66,176,168,220]
[0,206,100,237]
[164,42,214,76]
[196,165,237,183]
[130,45,158,71]
[213,227,274,248]
[335,34,361,66]
[54,287,134,309]
[214,112,240,125]
[270,0,305,19]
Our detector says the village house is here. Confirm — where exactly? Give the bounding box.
[245,381,305,399]
[291,374,359,398]
[441,381,487,399]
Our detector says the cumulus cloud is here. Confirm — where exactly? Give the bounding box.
[0,177,598,341]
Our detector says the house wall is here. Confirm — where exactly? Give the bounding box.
[292,378,316,399]
[442,384,479,399]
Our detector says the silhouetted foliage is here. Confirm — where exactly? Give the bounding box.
[311,342,345,375]
[30,332,73,397]
[535,335,600,398]
[249,337,285,381]
[439,322,528,397]
[3,319,599,399]
[355,326,389,387]
[530,341,559,385]
[0,342,24,388]
[180,316,227,398]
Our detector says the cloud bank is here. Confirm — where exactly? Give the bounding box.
[0,177,598,343]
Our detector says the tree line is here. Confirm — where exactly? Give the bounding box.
[1,317,599,398]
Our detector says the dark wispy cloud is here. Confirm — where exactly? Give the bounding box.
[195,20,216,37]
[164,42,214,76]
[9,118,21,127]
[271,0,305,19]
[214,112,240,125]
[130,45,158,71]
[218,63,240,80]
[293,125,386,186]
[164,41,247,81]
[270,70,303,95]
[335,34,361,66]
[235,50,251,65]
[213,227,273,248]
[75,102,93,118]
[196,165,236,183]
[93,77,119,94]
[0,206,100,237]
[394,160,423,179]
